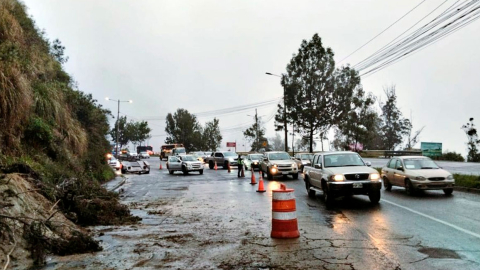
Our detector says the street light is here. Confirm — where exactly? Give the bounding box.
[106,97,133,158]
[266,72,288,152]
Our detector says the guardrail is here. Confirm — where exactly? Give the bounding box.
[383,150,422,158]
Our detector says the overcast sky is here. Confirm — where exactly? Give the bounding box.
[22,0,480,155]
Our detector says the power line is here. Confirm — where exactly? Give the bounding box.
[337,0,428,64]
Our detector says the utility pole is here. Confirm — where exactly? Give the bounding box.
[255,108,259,151]
[106,97,132,158]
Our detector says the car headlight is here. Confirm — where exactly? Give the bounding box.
[228,157,234,161]
[413,176,426,180]
[447,175,454,180]
[272,164,277,167]
[271,167,278,173]
[254,162,258,165]
[292,163,297,168]
[332,174,344,181]
[370,173,380,181]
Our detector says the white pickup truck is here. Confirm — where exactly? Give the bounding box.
[303,151,381,207]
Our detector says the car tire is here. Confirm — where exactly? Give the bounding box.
[305,179,316,198]
[223,161,229,169]
[323,187,334,208]
[405,179,416,196]
[267,168,273,180]
[209,161,214,169]
[145,170,150,174]
[292,173,299,180]
[383,177,392,191]
[169,170,173,175]
[182,167,188,175]
[443,188,453,195]
[369,189,381,204]
[199,169,204,175]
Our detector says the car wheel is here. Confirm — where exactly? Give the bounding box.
[169,170,173,175]
[383,177,392,191]
[267,168,273,180]
[199,169,204,175]
[209,161,214,169]
[182,167,188,175]
[369,189,381,204]
[223,161,229,169]
[305,179,316,198]
[121,167,126,174]
[405,179,416,196]
[323,186,334,208]
[443,188,453,195]
[292,173,299,180]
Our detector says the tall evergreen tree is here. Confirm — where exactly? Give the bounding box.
[202,118,222,151]
[277,33,362,152]
[379,86,411,150]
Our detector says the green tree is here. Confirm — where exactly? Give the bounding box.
[126,120,151,149]
[278,33,362,152]
[462,118,480,162]
[333,92,378,151]
[109,116,129,151]
[202,118,222,151]
[379,86,411,150]
[165,108,202,152]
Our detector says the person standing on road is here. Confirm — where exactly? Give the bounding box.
[237,154,243,177]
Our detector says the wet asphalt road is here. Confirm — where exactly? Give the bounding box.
[45,158,480,270]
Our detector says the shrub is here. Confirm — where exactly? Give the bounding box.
[434,152,465,162]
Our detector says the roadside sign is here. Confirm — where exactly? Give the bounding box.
[262,141,267,147]
[226,142,236,147]
[421,142,442,157]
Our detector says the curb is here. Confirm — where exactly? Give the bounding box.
[108,177,127,192]
[454,186,480,194]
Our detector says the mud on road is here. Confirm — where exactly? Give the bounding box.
[42,163,479,270]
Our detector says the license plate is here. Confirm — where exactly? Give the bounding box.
[282,172,289,175]
[353,183,363,188]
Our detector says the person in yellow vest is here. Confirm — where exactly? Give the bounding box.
[237,154,244,177]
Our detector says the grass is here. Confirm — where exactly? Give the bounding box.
[375,168,480,189]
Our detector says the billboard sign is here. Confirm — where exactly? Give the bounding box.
[226,142,236,147]
[420,142,442,157]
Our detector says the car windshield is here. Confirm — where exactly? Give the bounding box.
[140,152,147,154]
[403,158,440,170]
[224,152,237,157]
[249,154,263,160]
[300,154,313,160]
[181,155,196,161]
[176,148,186,153]
[324,154,365,167]
[268,152,290,160]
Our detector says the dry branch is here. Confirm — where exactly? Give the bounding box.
[3,236,16,270]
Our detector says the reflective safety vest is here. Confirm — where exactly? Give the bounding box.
[238,158,243,165]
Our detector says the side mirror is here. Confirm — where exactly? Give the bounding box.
[366,161,372,167]
[314,163,322,169]
[397,166,404,171]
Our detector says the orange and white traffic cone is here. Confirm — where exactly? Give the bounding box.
[271,184,299,238]
[257,178,266,193]
[250,167,257,185]
[159,163,163,170]
[214,161,218,171]
[258,170,263,181]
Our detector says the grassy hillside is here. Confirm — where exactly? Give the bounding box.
[0,0,139,266]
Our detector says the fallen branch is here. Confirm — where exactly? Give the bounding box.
[49,199,61,213]
[3,236,17,270]
[14,189,41,197]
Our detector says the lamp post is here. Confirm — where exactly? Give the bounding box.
[106,97,132,158]
[266,72,288,152]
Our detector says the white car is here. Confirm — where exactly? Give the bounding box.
[260,151,299,180]
[108,157,121,170]
[139,151,150,159]
[167,155,204,175]
[121,160,150,174]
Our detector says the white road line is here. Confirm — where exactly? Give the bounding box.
[381,199,480,240]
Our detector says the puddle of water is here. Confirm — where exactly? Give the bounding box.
[418,247,461,259]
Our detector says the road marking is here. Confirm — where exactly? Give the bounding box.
[381,199,480,240]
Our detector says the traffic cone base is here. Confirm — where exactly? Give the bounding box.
[257,179,266,192]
